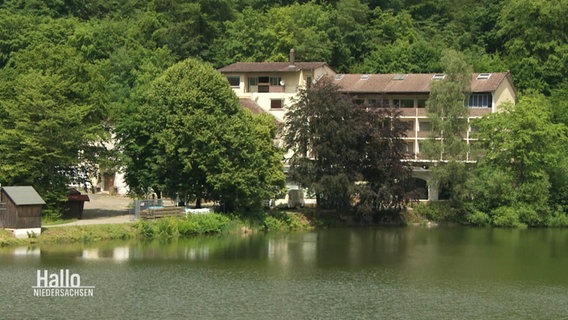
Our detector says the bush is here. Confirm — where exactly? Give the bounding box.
[411,202,457,222]
[261,211,312,232]
[137,214,230,238]
[263,215,286,231]
[136,220,155,238]
[178,213,230,235]
[467,210,491,226]
[491,206,526,228]
[517,205,542,227]
[547,211,568,227]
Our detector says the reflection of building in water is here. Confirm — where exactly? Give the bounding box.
[184,247,210,261]
[12,246,40,257]
[81,246,130,262]
[268,233,318,270]
[268,238,289,268]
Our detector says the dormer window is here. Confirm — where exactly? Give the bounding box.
[335,74,345,80]
[393,74,407,80]
[360,74,369,80]
[432,74,445,80]
[477,73,491,80]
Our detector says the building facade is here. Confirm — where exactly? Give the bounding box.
[219,58,517,201]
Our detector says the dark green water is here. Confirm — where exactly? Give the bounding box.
[1,227,568,319]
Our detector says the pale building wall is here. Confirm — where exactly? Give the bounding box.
[493,77,516,112]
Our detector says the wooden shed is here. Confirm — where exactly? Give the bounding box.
[64,188,89,219]
[0,186,45,229]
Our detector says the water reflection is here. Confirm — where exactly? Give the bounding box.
[2,227,568,319]
[2,227,568,285]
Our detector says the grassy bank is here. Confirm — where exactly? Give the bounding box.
[0,211,314,247]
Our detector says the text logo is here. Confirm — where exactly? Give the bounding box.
[33,269,95,297]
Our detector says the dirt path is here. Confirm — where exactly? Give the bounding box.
[46,194,135,227]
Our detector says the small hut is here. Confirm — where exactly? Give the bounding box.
[64,188,90,219]
[0,186,45,232]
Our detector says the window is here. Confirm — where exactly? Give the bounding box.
[368,99,378,106]
[354,98,365,105]
[335,74,344,80]
[468,94,491,108]
[393,74,407,80]
[432,74,445,80]
[404,142,415,154]
[249,77,258,86]
[227,76,240,87]
[417,99,427,108]
[361,74,370,80]
[270,77,281,86]
[419,121,431,132]
[477,73,491,80]
[271,99,283,109]
[394,99,414,108]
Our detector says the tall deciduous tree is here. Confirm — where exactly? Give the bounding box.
[283,77,410,218]
[0,43,109,216]
[118,58,285,212]
[422,49,472,205]
[470,94,568,226]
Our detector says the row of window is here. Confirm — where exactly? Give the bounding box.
[354,95,492,108]
[404,121,479,132]
[226,76,284,87]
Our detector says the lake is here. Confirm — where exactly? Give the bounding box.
[1,226,568,319]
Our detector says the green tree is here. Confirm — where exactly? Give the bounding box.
[424,49,472,161]
[284,77,362,211]
[422,49,472,207]
[471,94,568,225]
[496,0,568,94]
[0,61,108,216]
[283,77,410,217]
[118,58,284,212]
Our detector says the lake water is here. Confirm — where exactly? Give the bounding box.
[1,227,568,319]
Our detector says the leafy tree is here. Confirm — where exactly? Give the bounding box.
[471,94,568,225]
[424,49,472,161]
[355,106,412,218]
[283,77,410,217]
[211,2,334,66]
[496,0,568,93]
[422,49,472,206]
[118,58,285,212]
[284,77,362,211]
[0,56,109,216]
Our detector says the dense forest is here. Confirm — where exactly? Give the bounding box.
[0,0,567,225]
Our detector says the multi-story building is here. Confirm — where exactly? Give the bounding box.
[217,50,335,123]
[219,55,517,201]
[332,72,516,200]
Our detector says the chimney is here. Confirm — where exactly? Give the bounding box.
[289,48,295,66]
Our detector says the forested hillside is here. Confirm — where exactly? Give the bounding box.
[1,0,566,94]
[1,0,567,223]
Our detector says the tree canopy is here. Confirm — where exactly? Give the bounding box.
[117,58,285,212]
[283,77,411,220]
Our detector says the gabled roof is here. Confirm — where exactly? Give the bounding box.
[1,186,46,206]
[239,98,281,124]
[333,72,513,94]
[219,62,328,73]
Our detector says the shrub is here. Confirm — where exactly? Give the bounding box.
[491,206,526,228]
[467,210,491,226]
[178,213,230,235]
[517,205,542,227]
[263,215,286,231]
[411,202,456,222]
[547,210,568,227]
[136,220,155,238]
